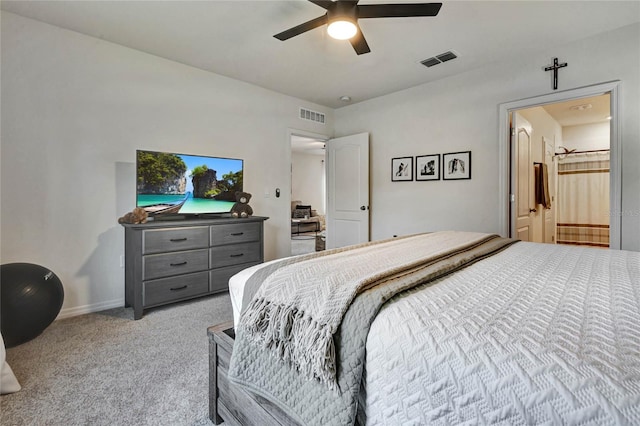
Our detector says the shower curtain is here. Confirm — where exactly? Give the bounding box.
[556,151,609,247]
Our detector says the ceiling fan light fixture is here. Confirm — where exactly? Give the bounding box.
[274,1,443,54]
[327,19,357,40]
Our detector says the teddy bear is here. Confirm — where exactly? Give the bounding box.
[118,207,148,224]
[230,191,253,218]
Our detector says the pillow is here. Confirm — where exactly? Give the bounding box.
[296,205,312,218]
[292,208,310,219]
[1,333,21,394]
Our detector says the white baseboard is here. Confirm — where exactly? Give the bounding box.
[56,298,124,320]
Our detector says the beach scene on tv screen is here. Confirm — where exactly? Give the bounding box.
[136,151,242,215]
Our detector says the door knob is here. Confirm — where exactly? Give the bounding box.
[360,206,366,211]
[529,208,537,213]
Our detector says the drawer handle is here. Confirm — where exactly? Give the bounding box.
[170,261,188,267]
[230,232,244,236]
[170,238,188,242]
[170,285,188,291]
[230,253,244,258]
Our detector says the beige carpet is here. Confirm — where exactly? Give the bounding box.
[1,293,233,426]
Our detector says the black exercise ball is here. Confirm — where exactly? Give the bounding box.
[1,263,64,348]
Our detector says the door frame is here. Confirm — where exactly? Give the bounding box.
[542,136,556,244]
[498,81,621,249]
[287,128,330,255]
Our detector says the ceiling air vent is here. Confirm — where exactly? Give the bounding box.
[299,107,325,124]
[420,50,458,68]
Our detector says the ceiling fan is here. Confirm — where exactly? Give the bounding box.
[274,0,443,55]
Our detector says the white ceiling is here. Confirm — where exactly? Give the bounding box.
[2,1,639,109]
[542,94,611,127]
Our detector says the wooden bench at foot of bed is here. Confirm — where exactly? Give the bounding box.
[208,321,301,426]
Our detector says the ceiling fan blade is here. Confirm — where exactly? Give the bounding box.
[349,24,371,55]
[274,15,328,41]
[307,0,338,10]
[357,3,442,18]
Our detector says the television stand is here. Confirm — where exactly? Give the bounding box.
[121,216,268,319]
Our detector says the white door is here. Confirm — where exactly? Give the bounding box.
[512,114,534,241]
[326,133,370,249]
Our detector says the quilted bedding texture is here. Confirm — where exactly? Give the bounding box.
[238,232,509,387]
[362,241,640,425]
[227,240,640,425]
[229,233,517,425]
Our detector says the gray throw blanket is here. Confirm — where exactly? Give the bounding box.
[229,232,517,425]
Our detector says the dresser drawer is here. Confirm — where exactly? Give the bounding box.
[210,242,260,268]
[143,249,209,280]
[123,217,267,320]
[143,227,209,254]
[210,222,260,246]
[209,262,260,293]
[143,272,209,306]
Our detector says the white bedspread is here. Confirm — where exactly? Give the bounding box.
[230,241,640,424]
[229,258,281,327]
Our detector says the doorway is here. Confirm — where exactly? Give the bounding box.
[289,132,328,256]
[499,81,622,249]
[287,130,371,256]
[512,94,611,247]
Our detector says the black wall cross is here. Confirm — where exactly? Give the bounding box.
[544,57,568,90]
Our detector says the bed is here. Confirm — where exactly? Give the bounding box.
[208,231,640,425]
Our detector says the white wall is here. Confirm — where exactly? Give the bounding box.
[2,13,639,320]
[291,152,325,215]
[0,12,333,317]
[334,23,640,251]
[563,122,610,151]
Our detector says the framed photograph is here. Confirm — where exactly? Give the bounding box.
[443,151,471,180]
[391,157,413,181]
[415,154,440,181]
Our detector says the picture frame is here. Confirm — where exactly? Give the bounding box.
[391,157,413,181]
[443,151,471,180]
[415,154,440,181]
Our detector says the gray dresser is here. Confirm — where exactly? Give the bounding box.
[122,216,268,319]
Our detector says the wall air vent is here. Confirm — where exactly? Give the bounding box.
[299,107,325,124]
[420,50,458,68]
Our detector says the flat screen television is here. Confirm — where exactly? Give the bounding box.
[136,149,243,218]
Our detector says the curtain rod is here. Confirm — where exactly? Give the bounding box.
[554,148,610,157]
